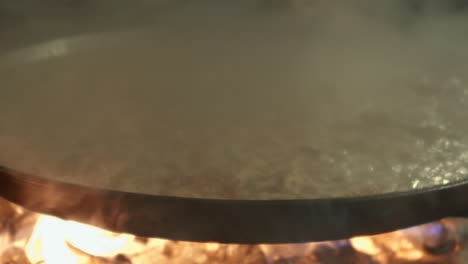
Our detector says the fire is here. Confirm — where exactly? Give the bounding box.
[26,216,82,264]
[204,242,221,252]
[350,236,381,255]
[0,198,462,264]
[381,232,424,260]
[349,229,425,263]
[24,215,167,264]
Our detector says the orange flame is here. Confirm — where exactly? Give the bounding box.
[6,208,450,264]
[25,215,167,264]
[350,236,381,255]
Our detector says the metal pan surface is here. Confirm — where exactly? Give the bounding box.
[1,3,468,243]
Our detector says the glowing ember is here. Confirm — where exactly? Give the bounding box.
[378,231,424,261]
[205,243,220,252]
[350,236,381,255]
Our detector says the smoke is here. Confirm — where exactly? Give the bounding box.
[275,0,468,104]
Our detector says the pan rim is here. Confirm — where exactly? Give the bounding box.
[1,164,468,243]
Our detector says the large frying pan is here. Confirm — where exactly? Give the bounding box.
[1,1,468,244]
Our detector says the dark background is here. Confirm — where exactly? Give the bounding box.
[1,0,468,54]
